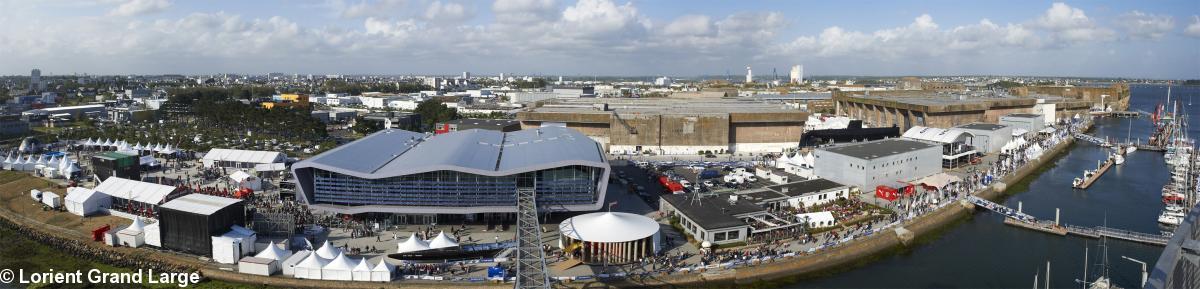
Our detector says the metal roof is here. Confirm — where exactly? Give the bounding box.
[159,193,241,215]
[819,138,940,160]
[202,148,285,164]
[93,177,177,204]
[297,126,607,178]
[902,126,972,144]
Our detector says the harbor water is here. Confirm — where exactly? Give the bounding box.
[785,84,1200,289]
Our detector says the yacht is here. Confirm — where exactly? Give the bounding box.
[1158,212,1183,226]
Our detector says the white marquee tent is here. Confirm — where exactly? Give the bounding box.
[255,241,292,261]
[117,217,146,248]
[321,252,355,281]
[370,259,394,282]
[351,258,372,281]
[396,233,431,253]
[65,187,111,217]
[292,252,328,280]
[314,240,341,259]
[427,231,459,249]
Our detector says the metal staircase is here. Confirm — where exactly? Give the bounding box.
[514,186,550,289]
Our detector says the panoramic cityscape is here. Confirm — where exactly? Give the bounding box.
[0,1,1199,289]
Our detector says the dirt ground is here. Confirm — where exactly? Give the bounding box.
[0,171,132,236]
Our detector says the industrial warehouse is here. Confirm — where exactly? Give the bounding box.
[516,97,807,155]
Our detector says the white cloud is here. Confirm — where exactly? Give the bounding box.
[492,0,558,24]
[1186,15,1200,38]
[108,0,170,17]
[334,0,407,19]
[423,1,472,24]
[1,0,1193,77]
[1116,11,1174,39]
[663,15,712,36]
[559,0,648,38]
[1031,2,1115,43]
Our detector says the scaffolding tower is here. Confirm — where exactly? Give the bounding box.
[514,186,550,289]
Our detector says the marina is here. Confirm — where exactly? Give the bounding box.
[787,84,1200,289]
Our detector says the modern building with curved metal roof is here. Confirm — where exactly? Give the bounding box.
[291,126,610,215]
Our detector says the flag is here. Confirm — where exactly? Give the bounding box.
[608,201,618,211]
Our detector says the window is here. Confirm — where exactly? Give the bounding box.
[727,230,740,240]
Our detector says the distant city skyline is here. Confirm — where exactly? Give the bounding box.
[0,1,1198,78]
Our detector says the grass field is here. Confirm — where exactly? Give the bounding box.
[0,225,273,289]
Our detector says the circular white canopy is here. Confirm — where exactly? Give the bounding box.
[559,212,660,243]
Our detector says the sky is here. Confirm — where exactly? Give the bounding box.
[0,0,1198,78]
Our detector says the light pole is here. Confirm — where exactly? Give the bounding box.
[1121,255,1147,288]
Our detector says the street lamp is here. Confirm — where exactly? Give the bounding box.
[1121,255,1147,288]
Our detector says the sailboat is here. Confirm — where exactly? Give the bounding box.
[1083,236,1123,289]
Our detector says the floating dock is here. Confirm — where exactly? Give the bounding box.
[969,196,1171,246]
[1073,158,1114,189]
[1003,218,1067,235]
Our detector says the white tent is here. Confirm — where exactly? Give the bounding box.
[281,250,311,277]
[314,240,341,259]
[370,259,394,282]
[143,222,161,247]
[796,211,837,228]
[65,187,111,217]
[41,191,62,209]
[117,217,146,248]
[321,252,355,281]
[2,152,13,170]
[229,170,261,191]
[255,241,293,261]
[396,233,431,253]
[427,231,459,249]
[351,258,372,281]
[292,251,329,279]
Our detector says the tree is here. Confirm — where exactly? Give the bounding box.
[352,116,384,135]
[413,100,459,131]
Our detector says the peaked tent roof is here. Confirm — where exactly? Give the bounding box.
[371,259,394,272]
[352,258,371,272]
[254,241,292,261]
[396,232,431,253]
[315,240,341,259]
[427,231,459,249]
[295,250,330,269]
[322,252,356,271]
[559,212,660,243]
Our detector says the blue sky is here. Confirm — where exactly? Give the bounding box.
[0,0,1197,78]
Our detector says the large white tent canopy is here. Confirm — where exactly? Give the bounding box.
[94,177,176,205]
[903,126,973,144]
[559,212,660,243]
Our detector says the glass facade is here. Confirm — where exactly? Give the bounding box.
[312,165,601,207]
